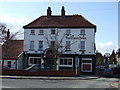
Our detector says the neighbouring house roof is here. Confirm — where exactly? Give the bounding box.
[23,15,96,32]
[2,40,24,60]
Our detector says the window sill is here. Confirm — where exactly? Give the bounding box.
[81,70,92,72]
[30,34,35,35]
[80,34,86,35]
[65,34,71,36]
[38,49,43,51]
[59,65,73,67]
[65,50,72,51]
[79,50,86,51]
[38,34,44,35]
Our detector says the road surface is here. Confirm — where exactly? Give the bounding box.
[1,77,119,88]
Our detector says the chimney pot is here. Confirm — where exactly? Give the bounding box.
[47,7,52,18]
[61,6,65,17]
[7,29,10,40]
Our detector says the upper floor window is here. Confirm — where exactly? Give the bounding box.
[80,41,85,50]
[38,41,43,51]
[39,29,44,35]
[30,30,35,35]
[51,29,56,34]
[66,41,71,50]
[66,29,71,35]
[30,41,34,51]
[51,41,55,47]
[80,29,85,35]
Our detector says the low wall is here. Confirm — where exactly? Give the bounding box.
[1,70,80,76]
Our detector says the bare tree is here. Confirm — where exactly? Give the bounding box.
[44,30,77,70]
[0,23,24,43]
[0,23,7,43]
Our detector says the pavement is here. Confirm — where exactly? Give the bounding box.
[0,75,100,80]
[1,75,120,88]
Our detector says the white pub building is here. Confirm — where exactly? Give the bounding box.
[23,7,97,74]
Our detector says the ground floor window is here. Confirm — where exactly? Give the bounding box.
[59,58,73,67]
[7,61,11,68]
[29,57,41,66]
[81,58,92,72]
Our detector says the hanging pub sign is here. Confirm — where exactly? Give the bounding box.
[44,55,56,58]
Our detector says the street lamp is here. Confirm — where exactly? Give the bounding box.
[75,56,79,76]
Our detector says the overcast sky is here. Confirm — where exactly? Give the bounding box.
[0,1,119,55]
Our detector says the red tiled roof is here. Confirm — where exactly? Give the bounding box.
[2,40,23,60]
[23,15,96,32]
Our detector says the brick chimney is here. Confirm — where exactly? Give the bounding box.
[61,6,65,17]
[7,29,10,40]
[47,7,52,18]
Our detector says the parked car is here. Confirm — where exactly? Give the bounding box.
[101,68,113,77]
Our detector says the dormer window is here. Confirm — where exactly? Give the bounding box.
[39,29,44,35]
[30,30,35,35]
[81,29,85,35]
[51,29,56,34]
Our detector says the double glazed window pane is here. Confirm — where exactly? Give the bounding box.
[66,41,70,50]
[39,41,43,50]
[80,41,85,50]
[30,41,34,50]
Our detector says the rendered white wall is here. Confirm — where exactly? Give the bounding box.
[24,28,96,55]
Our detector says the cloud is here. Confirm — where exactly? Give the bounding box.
[0,15,31,39]
[96,42,118,55]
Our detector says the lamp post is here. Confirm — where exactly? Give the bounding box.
[75,57,79,76]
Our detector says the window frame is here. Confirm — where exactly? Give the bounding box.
[38,29,44,35]
[50,41,55,47]
[51,29,56,35]
[65,41,71,50]
[30,30,35,35]
[80,29,85,35]
[29,57,42,66]
[59,58,73,67]
[80,41,85,50]
[66,29,71,35]
[29,41,34,51]
[81,58,92,72]
[38,41,43,51]
[7,61,12,68]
